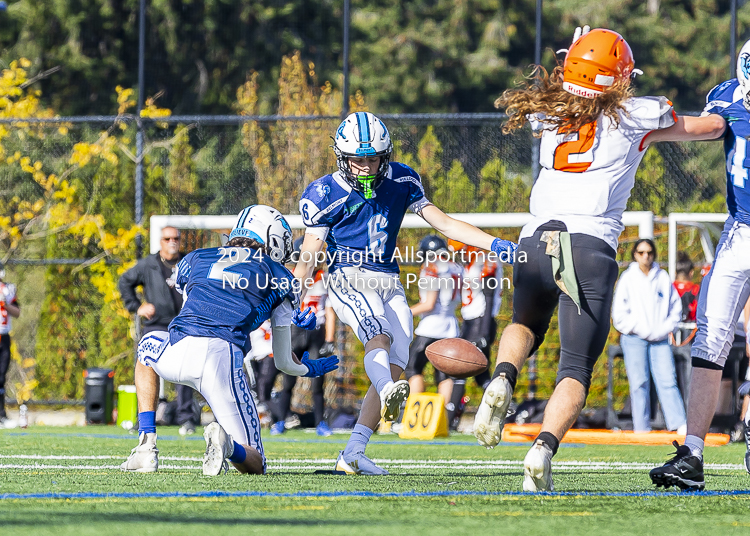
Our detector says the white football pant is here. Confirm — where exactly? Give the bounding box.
[327,267,412,369]
[692,217,750,368]
[138,331,266,472]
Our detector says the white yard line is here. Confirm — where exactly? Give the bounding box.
[0,456,744,472]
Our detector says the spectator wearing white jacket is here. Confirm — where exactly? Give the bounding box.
[612,239,686,433]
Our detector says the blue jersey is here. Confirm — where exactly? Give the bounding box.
[704,79,750,225]
[299,163,430,273]
[168,246,296,347]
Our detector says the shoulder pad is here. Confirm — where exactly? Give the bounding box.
[621,96,676,130]
[300,175,348,227]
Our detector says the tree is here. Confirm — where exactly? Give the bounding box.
[237,52,365,213]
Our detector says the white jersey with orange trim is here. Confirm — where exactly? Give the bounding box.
[414,259,463,339]
[0,282,18,335]
[522,96,676,251]
[248,320,273,360]
[461,258,502,321]
[301,269,329,329]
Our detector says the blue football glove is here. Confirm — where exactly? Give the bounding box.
[301,351,340,378]
[491,238,518,265]
[292,306,317,330]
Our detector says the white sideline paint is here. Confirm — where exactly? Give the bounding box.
[0,455,744,472]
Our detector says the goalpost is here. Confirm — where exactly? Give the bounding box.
[151,210,725,420]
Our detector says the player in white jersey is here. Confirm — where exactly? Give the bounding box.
[447,240,502,429]
[0,263,20,429]
[270,237,337,437]
[294,112,517,475]
[245,320,274,426]
[472,27,725,491]
[405,235,464,405]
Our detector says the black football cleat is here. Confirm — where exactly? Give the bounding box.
[744,424,750,475]
[649,440,705,491]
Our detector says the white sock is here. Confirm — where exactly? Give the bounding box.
[344,424,373,456]
[684,435,705,459]
[364,348,393,395]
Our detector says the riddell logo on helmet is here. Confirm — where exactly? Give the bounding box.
[563,82,602,99]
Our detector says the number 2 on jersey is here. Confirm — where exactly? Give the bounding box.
[553,121,596,173]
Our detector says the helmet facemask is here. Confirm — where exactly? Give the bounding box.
[333,144,392,199]
[737,42,750,110]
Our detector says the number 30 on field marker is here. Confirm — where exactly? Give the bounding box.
[398,392,449,439]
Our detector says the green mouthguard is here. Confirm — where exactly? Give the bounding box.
[358,175,376,199]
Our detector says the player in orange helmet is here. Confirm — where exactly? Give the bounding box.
[473,27,726,491]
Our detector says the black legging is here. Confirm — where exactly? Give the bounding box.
[0,335,10,419]
[511,227,618,393]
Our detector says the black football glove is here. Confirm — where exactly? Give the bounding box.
[319,341,336,357]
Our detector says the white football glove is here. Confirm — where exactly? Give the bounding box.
[556,25,590,55]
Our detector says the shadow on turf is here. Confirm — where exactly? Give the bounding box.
[0,511,364,527]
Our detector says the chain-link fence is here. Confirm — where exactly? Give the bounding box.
[0,115,727,421]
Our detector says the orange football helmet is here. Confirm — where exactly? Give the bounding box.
[562,28,635,99]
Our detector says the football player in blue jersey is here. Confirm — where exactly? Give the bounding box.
[650,43,750,491]
[120,205,339,476]
[293,112,517,475]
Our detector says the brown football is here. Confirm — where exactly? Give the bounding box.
[425,338,489,379]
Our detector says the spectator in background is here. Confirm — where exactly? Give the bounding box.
[269,237,336,437]
[673,251,701,324]
[448,240,500,430]
[245,319,274,428]
[405,235,463,412]
[612,239,686,434]
[118,226,198,437]
[671,251,702,399]
[0,263,20,429]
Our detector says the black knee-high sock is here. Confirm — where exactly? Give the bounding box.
[535,431,559,456]
[492,362,518,391]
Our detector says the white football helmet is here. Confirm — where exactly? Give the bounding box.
[229,205,293,263]
[332,112,392,198]
[737,39,750,110]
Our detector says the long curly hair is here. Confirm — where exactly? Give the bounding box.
[496,65,634,135]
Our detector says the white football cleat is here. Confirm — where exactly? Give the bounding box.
[334,450,389,475]
[120,432,159,473]
[523,441,554,492]
[203,422,233,476]
[473,374,513,448]
[380,380,410,422]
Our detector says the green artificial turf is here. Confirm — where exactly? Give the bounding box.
[1,426,749,536]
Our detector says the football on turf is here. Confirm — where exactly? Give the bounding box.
[425,338,488,379]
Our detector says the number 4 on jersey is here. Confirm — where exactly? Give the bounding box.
[553,121,596,173]
[730,136,750,188]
